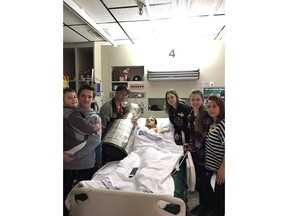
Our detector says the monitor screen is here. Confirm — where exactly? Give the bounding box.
[203,87,225,100]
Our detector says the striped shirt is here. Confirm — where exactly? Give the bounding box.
[205,119,225,172]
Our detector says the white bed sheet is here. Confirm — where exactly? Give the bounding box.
[66,128,183,210]
[66,117,197,213]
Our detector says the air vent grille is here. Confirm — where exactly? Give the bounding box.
[147,69,200,81]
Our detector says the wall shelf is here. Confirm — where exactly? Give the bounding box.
[111,66,144,92]
[148,98,165,111]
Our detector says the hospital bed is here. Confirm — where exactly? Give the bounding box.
[65,106,196,216]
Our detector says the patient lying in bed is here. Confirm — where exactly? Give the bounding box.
[66,125,184,208]
[145,115,164,134]
[65,118,197,216]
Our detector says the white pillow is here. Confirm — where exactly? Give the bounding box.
[137,117,173,132]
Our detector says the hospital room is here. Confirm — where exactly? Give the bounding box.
[63,0,224,216]
[2,1,283,216]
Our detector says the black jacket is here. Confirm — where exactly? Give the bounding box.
[168,102,192,143]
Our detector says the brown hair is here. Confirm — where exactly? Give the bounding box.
[145,116,157,127]
[63,87,75,95]
[207,94,225,124]
[164,89,186,114]
[77,84,96,98]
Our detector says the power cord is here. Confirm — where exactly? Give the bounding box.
[170,150,189,175]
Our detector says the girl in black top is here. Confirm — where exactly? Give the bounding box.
[164,89,191,144]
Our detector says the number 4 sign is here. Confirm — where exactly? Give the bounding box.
[169,49,175,58]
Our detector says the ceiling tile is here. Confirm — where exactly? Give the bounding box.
[63,4,86,25]
[63,0,225,44]
[63,27,89,43]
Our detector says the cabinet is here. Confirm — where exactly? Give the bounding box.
[64,42,103,111]
[110,66,145,98]
[63,44,94,92]
[63,48,76,89]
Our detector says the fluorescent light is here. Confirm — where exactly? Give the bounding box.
[172,0,192,17]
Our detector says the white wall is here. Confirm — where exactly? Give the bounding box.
[100,40,225,117]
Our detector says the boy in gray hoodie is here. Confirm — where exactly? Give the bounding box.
[63,85,102,216]
[63,88,100,156]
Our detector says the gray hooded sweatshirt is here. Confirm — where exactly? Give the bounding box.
[64,108,102,170]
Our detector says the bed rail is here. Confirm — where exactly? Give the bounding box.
[69,187,186,216]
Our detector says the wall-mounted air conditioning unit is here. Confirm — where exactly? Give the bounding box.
[147,69,200,81]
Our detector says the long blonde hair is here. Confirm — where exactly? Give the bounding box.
[189,89,205,133]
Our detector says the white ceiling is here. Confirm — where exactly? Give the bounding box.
[63,0,225,46]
